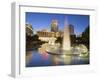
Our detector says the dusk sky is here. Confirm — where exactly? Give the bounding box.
[26,12,89,35]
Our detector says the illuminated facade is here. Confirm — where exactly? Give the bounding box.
[37,31,55,37]
[37,31,63,38]
[55,31,63,37]
[37,31,55,42]
[37,30,63,42]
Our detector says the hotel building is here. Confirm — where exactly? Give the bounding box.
[51,20,58,32]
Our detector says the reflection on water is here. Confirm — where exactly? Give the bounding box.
[26,51,33,65]
[26,49,89,67]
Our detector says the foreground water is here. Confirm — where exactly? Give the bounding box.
[26,50,89,67]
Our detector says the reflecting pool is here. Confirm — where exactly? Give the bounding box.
[26,49,89,67]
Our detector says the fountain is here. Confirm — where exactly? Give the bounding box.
[62,25,71,51]
[39,17,88,57]
[42,17,71,55]
[62,17,71,51]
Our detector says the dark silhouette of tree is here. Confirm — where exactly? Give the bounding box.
[55,37,63,44]
[32,34,39,41]
[70,35,76,46]
[26,35,33,42]
[82,26,89,49]
[82,26,89,42]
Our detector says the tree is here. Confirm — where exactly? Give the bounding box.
[32,34,39,41]
[82,26,89,49]
[55,37,62,44]
[70,35,76,46]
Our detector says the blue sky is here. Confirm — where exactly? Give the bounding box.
[26,12,89,35]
